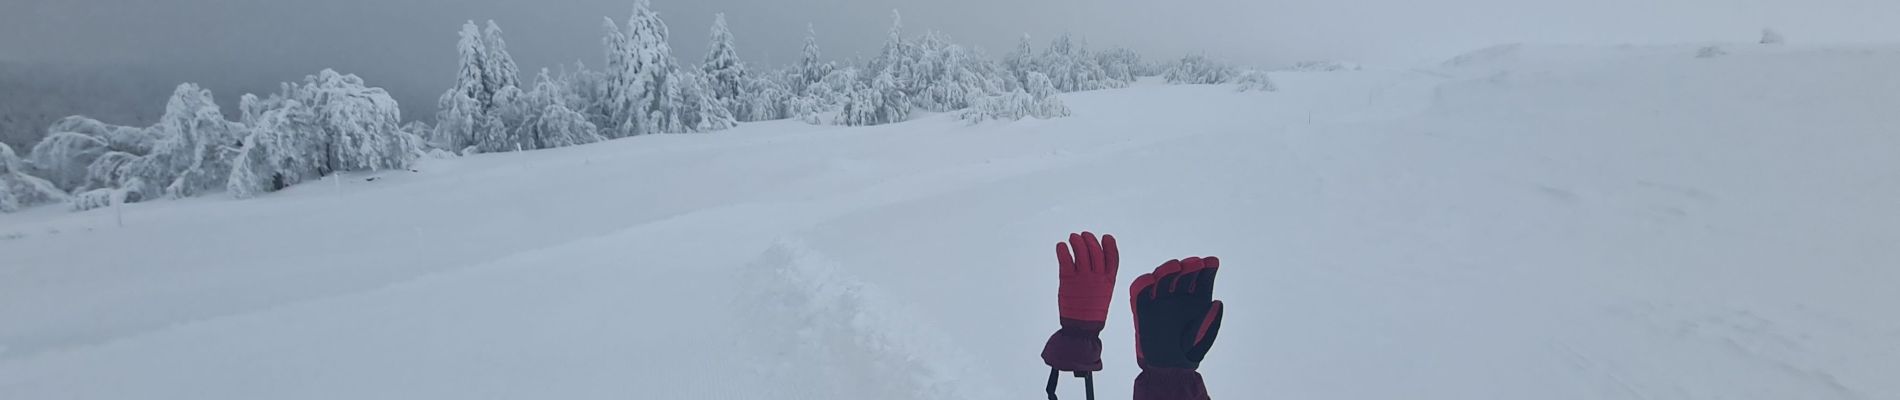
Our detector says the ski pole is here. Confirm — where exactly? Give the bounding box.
[1044,368,1095,400]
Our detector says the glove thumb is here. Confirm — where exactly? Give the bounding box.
[1187,300,1223,363]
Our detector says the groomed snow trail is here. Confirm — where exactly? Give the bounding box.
[3,44,1897,399]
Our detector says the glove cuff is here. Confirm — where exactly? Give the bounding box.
[1134,368,1209,400]
[1040,318,1105,371]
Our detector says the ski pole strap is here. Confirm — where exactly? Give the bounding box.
[1045,368,1097,400]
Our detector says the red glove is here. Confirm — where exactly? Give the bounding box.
[1041,231,1120,372]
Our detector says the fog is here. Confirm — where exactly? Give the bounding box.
[2,0,1897,124]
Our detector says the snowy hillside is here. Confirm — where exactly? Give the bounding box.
[3,43,1897,399]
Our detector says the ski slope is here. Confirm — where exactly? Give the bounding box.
[3,43,1898,399]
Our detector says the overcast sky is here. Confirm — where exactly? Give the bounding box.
[3,0,1898,117]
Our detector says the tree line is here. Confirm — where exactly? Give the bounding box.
[2,0,1259,213]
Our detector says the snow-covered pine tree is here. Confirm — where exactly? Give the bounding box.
[434,20,524,153]
[1004,34,1036,91]
[703,13,749,118]
[601,0,717,136]
[796,24,832,95]
[842,10,918,127]
[868,10,917,95]
[674,70,738,132]
[436,21,488,150]
[481,21,523,103]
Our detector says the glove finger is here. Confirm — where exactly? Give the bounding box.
[1082,232,1103,274]
[1102,234,1120,279]
[1177,257,1207,293]
[1152,259,1184,298]
[1188,300,1224,363]
[1192,256,1221,301]
[1056,242,1076,278]
[1069,233,1092,278]
[1129,272,1157,304]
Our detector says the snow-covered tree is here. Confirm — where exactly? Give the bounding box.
[867,11,918,95]
[123,83,241,198]
[229,70,418,198]
[1235,70,1277,92]
[1096,47,1148,81]
[789,67,860,124]
[44,115,160,155]
[601,0,674,137]
[736,73,793,122]
[0,142,67,212]
[836,68,910,127]
[912,32,1003,112]
[1697,46,1729,59]
[482,21,523,102]
[23,116,156,205]
[677,71,739,132]
[78,150,135,191]
[513,69,605,149]
[796,24,832,94]
[26,131,109,191]
[1761,28,1785,45]
[1004,34,1036,91]
[1037,34,1122,92]
[436,20,525,152]
[228,95,319,198]
[961,71,1069,123]
[1164,55,1238,85]
[598,0,728,136]
[702,13,749,117]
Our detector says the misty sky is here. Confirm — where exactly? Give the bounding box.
[4,0,1898,119]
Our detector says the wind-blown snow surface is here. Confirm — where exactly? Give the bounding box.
[4,44,1898,399]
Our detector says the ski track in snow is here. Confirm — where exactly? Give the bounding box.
[4,44,1899,399]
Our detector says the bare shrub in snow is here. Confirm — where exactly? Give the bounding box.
[1761,28,1785,45]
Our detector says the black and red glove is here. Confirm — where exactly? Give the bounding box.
[1129,257,1224,400]
[1041,232,1120,372]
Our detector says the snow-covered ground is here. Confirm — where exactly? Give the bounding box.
[3,43,1897,399]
